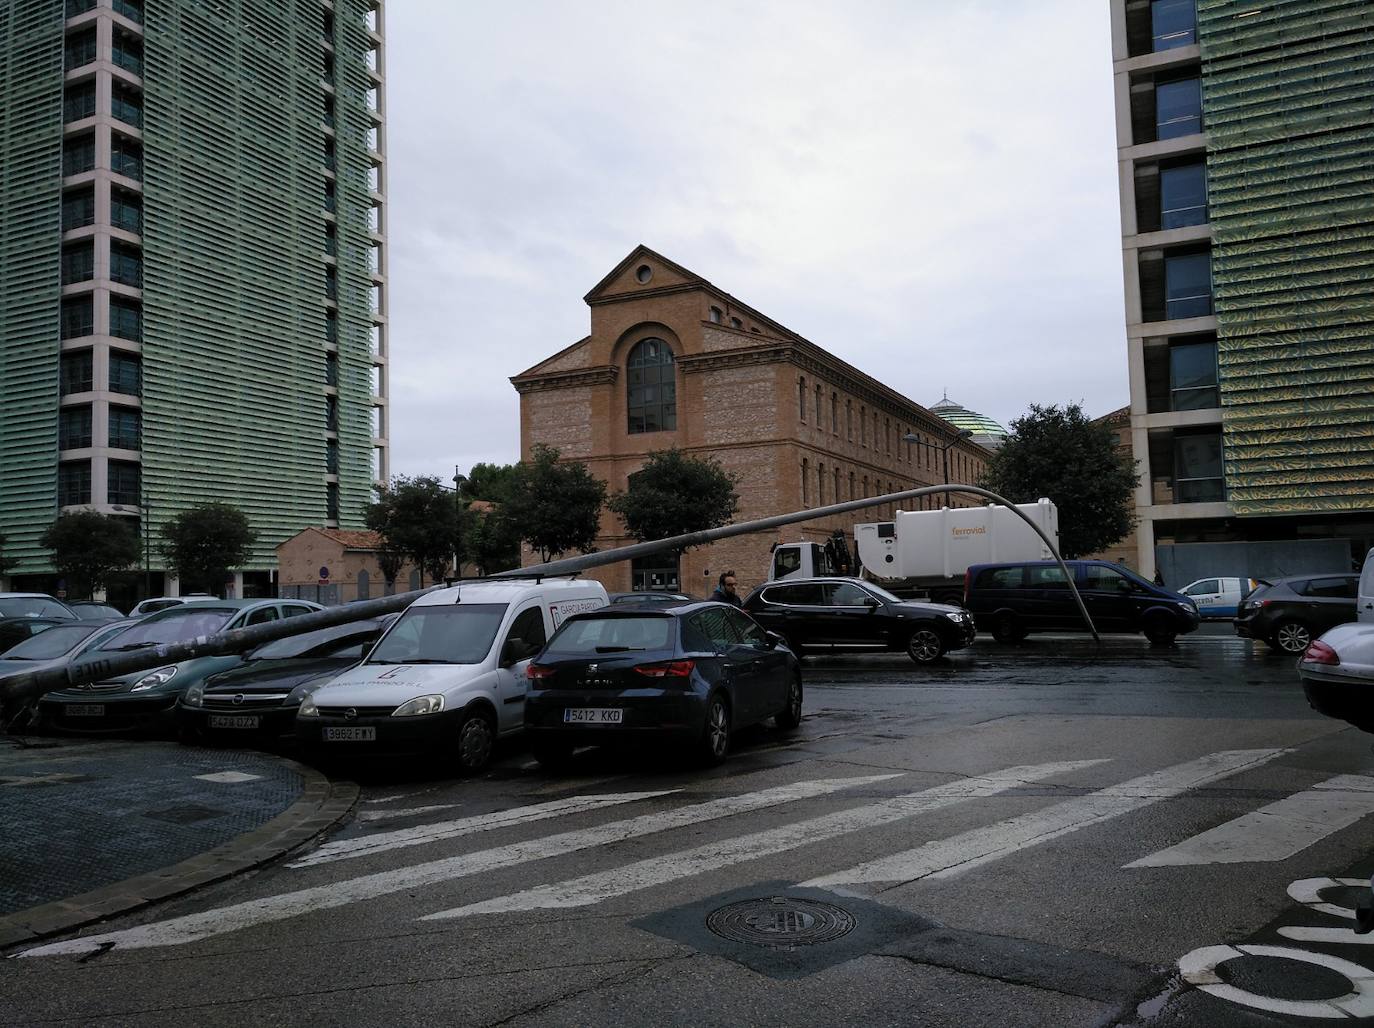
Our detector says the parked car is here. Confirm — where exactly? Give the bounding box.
[35,599,323,734]
[296,578,608,772]
[66,601,126,619]
[0,594,78,620]
[964,560,1200,645]
[178,616,395,744]
[129,594,216,618]
[0,619,136,728]
[742,576,975,663]
[609,592,693,605]
[1233,574,1360,654]
[0,617,69,655]
[1297,623,1374,732]
[524,601,802,767]
[1177,577,1258,619]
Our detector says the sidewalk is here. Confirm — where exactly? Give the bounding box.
[0,735,356,950]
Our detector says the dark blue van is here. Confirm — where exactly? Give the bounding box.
[963,560,1201,644]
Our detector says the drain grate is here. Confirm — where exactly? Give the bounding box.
[707,896,856,948]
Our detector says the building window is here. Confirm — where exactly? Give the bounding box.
[109,351,142,395]
[798,377,806,422]
[849,471,855,500]
[108,461,141,506]
[325,310,338,343]
[1170,340,1219,410]
[626,337,677,434]
[709,306,722,324]
[109,407,141,449]
[60,351,93,395]
[111,82,143,129]
[63,134,95,177]
[63,81,96,123]
[885,418,891,454]
[729,316,742,329]
[111,187,142,234]
[830,392,838,434]
[1161,161,1207,229]
[325,222,337,256]
[801,458,808,504]
[64,29,97,70]
[324,179,336,212]
[817,462,825,505]
[326,438,339,474]
[860,406,867,446]
[111,137,143,181]
[327,482,340,521]
[833,466,841,501]
[815,384,822,428]
[326,350,338,386]
[62,188,95,231]
[112,30,142,74]
[323,94,336,128]
[324,138,336,171]
[59,406,92,450]
[326,395,338,431]
[1151,0,1196,50]
[356,569,369,600]
[846,400,853,441]
[58,461,91,507]
[113,0,143,24]
[631,553,680,592]
[61,241,94,284]
[66,0,96,15]
[1156,76,1202,140]
[110,241,142,287]
[110,298,142,341]
[60,296,93,339]
[325,266,337,299]
[1174,432,1225,503]
[1165,252,1212,319]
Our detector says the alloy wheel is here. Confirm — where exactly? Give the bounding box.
[1275,622,1311,654]
[706,699,729,759]
[909,629,943,663]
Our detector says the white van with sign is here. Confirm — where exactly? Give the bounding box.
[296,578,607,771]
[1178,577,1257,618]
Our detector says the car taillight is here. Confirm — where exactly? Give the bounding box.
[963,569,972,605]
[634,660,695,678]
[526,664,556,680]
[1302,641,1340,666]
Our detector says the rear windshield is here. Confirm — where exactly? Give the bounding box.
[547,615,677,654]
[251,621,380,660]
[0,623,100,660]
[367,604,507,665]
[0,597,74,619]
[99,608,236,649]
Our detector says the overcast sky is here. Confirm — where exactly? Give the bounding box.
[383,1,1124,482]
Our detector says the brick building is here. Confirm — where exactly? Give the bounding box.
[511,246,992,595]
[276,527,421,606]
[1086,405,1141,570]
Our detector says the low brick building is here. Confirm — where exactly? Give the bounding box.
[1086,405,1142,570]
[276,528,424,606]
[511,246,993,595]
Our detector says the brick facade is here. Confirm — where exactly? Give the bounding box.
[1086,405,1141,570]
[511,247,993,596]
[276,528,424,605]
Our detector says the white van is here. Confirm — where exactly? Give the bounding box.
[296,578,607,771]
[1178,577,1256,619]
[1360,547,1374,624]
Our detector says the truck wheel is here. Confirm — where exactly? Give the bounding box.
[991,613,1027,644]
[906,627,945,664]
[1271,620,1311,655]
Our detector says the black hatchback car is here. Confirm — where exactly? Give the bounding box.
[1233,574,1360,654]
[742,577,975,663]
[524,601,801,768]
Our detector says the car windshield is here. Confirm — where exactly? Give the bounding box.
[860,582,904,603]
[547,615,676,654]
[251,623,379,660]
[0,623,102,660]
[99,608,236,649]
[367,604,508,665]
[0,597,73,619]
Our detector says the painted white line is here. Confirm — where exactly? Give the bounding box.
[804,748,1286,889]
[1286,876,1370,920]
[1127,775,1374,868]
[289,792,675,868]
[421,761,1105,921]
[1179,943,1374,1019]
[19,774,896,956]
[356,804,461,823]
[193,771,263,784]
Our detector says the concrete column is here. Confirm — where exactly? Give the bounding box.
[1136,517,1157,580]
[167,574,180,597]
[229,571,244,599]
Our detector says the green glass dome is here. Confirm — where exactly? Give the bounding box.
[929,393,1008,447]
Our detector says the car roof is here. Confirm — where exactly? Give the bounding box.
[0,592,66,599]
[756,576,871,586]
[566,599,731,619]
[1273,573,1357,585]
[412,578,604,607]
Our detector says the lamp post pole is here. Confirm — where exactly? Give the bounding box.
[452,466,466,582]
[142,487,151,602]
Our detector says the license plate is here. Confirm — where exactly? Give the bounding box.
[323,726,376,742]
[563,707,623,725]
[209,715,260,730]
[64,704,104,717]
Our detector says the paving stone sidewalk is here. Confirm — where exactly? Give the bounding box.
[0,736,356,949]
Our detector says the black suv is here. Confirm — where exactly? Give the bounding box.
[742,577,975,664]
[1233,574,1359,654]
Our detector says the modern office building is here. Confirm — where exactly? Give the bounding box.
[0,0,388,600]
[1110,0,1374,580]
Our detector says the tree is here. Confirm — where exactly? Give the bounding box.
[0,529,15,579]
[502,445,607,562]
[608,449,739,549]
[455,462,522,575]
[459,462,519,504]
[160,503,257,595]
[979,402,1138,559]
[40,512,140,599]
[365,476,461,587]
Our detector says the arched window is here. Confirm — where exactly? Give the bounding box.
[833,465,840,501]
[357,569,370,601]
[831,392,838,434]
[801,458,809,504]
[799,377,807,422]
[817,462,825,505]
[627,338,676,433]
[848,471,855,501]
[846,401,853,441]
[815,384,822,428]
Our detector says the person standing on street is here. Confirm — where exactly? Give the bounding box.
[711,571,743,608]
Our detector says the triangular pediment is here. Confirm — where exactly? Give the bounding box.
[583,245,707,303]
[514,336,593,378]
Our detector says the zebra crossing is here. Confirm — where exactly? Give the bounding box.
[19,746,1374,961]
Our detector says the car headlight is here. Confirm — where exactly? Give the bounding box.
[131,666,178,692]
[287,682,322,706]
[183,684,204,707]
[298,696,320,717]
[945,610,966,622]
[392,694,444,717]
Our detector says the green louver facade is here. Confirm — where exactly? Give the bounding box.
[1199,0,1374,516]
[0,1,64,570]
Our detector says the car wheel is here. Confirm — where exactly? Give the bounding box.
[775,676,803,730]
[907,626,945,664]
[991,613,1028,644]
[1272,620,1312,655]
[455,708,496,774]
[531,743,574,771]
[1144,623,1177,646]
[698,693,731,765]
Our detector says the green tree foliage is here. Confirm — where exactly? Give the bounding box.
[608,449,740,549]
[459,462,519,504]
[159,503,257,596]
[979,403,1138,559]
[365,476,461,587]
[39,512,140,599]
[502,445,607,563]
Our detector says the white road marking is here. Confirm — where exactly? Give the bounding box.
[1180,943,1374,1018]
[19,775,896,956]
[1126,775,1374,868]
[1286,876,1371,920]
[421,761,1104,921]
[193,771,263,784]
[356,804,460,823]
[804,748,1285,889]
[289,792,675,868]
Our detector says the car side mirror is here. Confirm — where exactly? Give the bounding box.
[500,640,528,667]
[865,597,880,610]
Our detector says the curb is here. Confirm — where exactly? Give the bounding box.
[0,758,358,952]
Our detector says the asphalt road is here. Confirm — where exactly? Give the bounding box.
[9,626,1374,1027]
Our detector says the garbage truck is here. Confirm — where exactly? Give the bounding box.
[767,498,1059,604]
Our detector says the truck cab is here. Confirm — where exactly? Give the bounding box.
[770,541,841,582]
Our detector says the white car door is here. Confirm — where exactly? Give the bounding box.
[1185,578,1222,616]
[492,605,548,733]
[1359,548,1374,624]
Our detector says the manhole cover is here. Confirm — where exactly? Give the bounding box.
[707,896,856,948]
